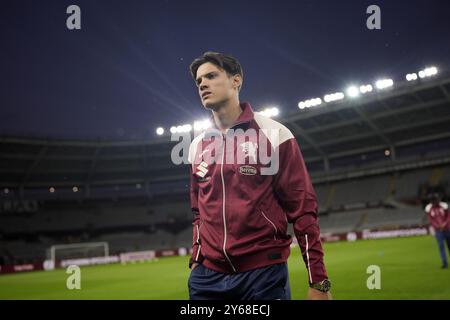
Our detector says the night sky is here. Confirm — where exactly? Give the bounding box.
[1,0,450,141]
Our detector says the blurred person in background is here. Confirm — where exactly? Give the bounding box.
[425,193,450,268]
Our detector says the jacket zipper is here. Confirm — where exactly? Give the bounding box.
[221,135,237,273]
[195,221,203,261]
[260,210,278,240]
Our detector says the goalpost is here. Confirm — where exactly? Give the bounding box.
[48,242,109,267]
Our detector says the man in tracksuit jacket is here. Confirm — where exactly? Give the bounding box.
[187,51,331,300]
[425,193,450,268]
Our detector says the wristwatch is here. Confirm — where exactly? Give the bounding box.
[309,279,331,292]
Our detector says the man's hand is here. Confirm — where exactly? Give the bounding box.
[191,262,199,270]
[307,288,332,300]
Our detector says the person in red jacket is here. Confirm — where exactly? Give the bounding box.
[186,51,331,300]
[425,193,450,268]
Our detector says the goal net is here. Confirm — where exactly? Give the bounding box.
[48,242,109,267]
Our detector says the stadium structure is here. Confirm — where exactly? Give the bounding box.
[1,67,450,274]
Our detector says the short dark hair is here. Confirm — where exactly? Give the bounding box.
[189,51,243,90]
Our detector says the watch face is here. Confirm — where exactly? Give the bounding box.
[321,279,331,291]
[310,279,331,292]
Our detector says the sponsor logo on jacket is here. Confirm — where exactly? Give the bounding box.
[239,165,257,176]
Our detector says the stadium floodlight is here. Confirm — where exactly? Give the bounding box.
[359,84,373,94]
[270,107,279,117]
[257,107,279,118]
[426,66,438,76]
[312,98,322,107]
[324,92,345,103]
[299,98,322,109]
[156,127,164,135]
[170,124,192,133]
[375,78,394,90]
[346,86,360,98]
[194,119,212,131]
[419,66,438,79]
[406,73,418,81]
[298,101,306,109]
[178,124,192,133]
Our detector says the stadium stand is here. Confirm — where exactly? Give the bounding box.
[1,72,450,265]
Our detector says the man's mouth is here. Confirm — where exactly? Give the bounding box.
[202,92,211,99]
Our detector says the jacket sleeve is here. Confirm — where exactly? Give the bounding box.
[442,202,450,229]
[447,204,450,229]
[189,165,205,268]
[273,137,328,284]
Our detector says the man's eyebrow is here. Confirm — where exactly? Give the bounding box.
[196,71,216,84]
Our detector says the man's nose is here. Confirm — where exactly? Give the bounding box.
[200,83,208,91]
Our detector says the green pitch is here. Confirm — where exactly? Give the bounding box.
[1,235,449,299]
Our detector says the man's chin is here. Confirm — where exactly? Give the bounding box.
[202,98,226,112]
[202,100,218,111]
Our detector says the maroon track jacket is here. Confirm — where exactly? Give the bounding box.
[425,202,450,231]
[188,102,328,284]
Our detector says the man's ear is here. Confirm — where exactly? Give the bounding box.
[233,74,243,91]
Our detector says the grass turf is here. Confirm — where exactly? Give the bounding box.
[1,235,449,299]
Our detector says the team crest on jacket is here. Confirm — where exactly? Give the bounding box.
[239,165,257,176]
[195,161,208,178]
[240,141,258,163]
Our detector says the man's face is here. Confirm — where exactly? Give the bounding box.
[195,62,240,110]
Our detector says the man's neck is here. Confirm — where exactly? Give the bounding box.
[211,99,242,133]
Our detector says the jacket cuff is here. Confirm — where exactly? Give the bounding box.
[188,255,204,269]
